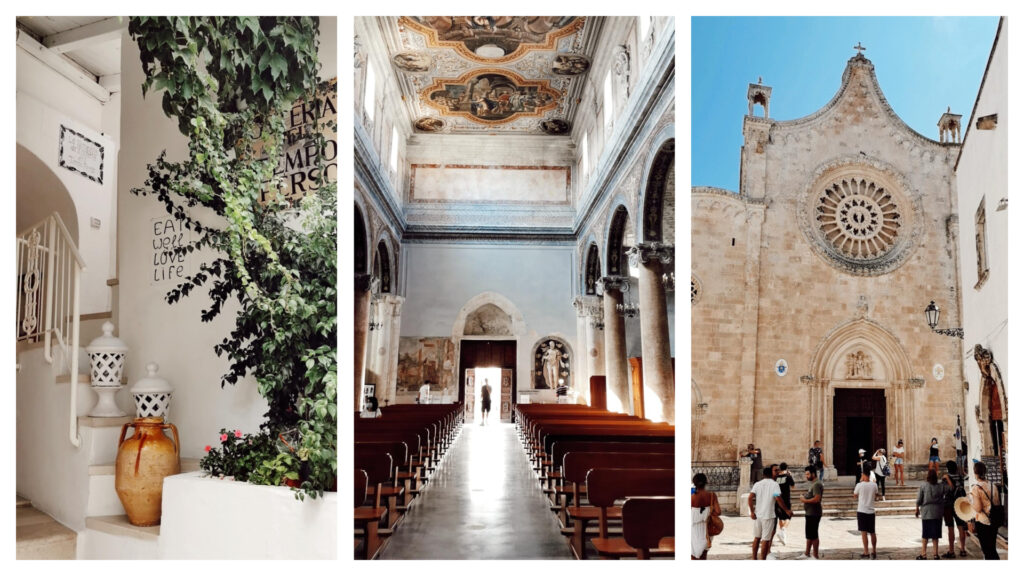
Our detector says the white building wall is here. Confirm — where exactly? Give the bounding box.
[955,20,1008,466]
[17,48,118,314]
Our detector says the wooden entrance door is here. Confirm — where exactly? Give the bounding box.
[465,369,476,422]
[459,340,517,420]
[832,388,887,476]
[500,368,513,421]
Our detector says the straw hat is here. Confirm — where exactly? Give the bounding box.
[954,497,975,523]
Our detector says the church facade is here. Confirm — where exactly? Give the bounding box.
[692,51,968,479]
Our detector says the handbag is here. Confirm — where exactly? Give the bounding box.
[882,464,891,477]
[707,513,724,536]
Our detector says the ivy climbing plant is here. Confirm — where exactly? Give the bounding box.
[128,16,337,499]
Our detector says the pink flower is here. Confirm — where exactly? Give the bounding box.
[220,433,228,442]
[234,429,243,438]
[204,445,211,452]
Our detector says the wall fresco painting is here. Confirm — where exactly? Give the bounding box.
[397,337,456,394]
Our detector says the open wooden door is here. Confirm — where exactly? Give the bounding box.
[629,357,645,419]
[500,368,513,422]
[465,368,475,422]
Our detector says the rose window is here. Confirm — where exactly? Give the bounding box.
[816,178,901,261]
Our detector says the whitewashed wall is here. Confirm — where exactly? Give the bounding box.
[956,21,1008,465]
[16,48,119,314]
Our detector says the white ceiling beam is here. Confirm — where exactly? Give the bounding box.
[16,30,111,103]
[42,17,126,54]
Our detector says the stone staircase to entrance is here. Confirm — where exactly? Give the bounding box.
[792,482,923,517]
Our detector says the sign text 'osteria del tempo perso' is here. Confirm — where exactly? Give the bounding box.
[260,77,338,204]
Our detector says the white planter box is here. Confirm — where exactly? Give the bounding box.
[159,472,337,559]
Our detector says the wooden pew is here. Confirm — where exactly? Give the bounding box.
[562,452,674,559]
[354,451,404,530]
[586,470,674,559]
[354,469,387,560]
[621,496,675,559]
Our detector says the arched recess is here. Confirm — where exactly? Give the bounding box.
[974,346,1007,468]
[605,204,634,276]
[692,379,707,460]
[639,136,675,243]
[373,238,393,293]
[583,243,601,295]
[530,335,574,390]
[807,318,917,470]
[17,145,78,242]
[354,202,369,275]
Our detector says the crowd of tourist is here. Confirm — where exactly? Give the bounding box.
[691,439,1003,560]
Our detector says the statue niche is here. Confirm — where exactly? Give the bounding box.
[533,338,571,390]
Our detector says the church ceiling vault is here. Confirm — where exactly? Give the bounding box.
[387,16,594,135]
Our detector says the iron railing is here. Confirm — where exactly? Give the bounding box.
[16,212,85,447]
[691,461,741,490]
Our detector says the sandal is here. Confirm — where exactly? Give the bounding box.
[871,552,877,559]
[942,551,956,559]
[916,555,927,560]
[933,556,941,560]
[959,550,968,557]
[861,554,871,559]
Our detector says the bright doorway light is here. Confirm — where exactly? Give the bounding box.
[473,367,501,423]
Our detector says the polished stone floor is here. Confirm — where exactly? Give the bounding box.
[379,422,574,559]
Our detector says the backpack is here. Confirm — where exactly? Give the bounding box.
[944,475,966,507]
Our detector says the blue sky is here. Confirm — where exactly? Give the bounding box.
[692,16,1000,191]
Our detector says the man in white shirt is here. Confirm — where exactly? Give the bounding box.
[417,380,431,404]
[853,465,879,558]
[748,465,791,559]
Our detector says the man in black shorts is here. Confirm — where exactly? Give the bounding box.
[800,465,823,559]
[942,460,968,557]
[480,379,492,425]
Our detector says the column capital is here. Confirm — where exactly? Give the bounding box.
[598,275,631,294]
[355,273,373,292]
[572,295,604,318]
[627,242,674,268]
[380,294,405,316]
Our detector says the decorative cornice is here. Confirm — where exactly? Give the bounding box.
[572,295,603,318]
[354,115,407,238]
[401,226,576,245]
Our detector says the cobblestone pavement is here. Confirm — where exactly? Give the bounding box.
[703,514,1008,560]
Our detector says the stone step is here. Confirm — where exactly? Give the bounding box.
[79,516,160,559]
[87,458,202,517]
[16,505,77,560]
[794,507,920,518]
[85,515,160,541]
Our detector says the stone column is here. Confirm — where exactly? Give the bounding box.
[378,295,404,406]
[628,243,674,424]
[599,276,631,414]
[573,295,605,405]
[354,274,373,410]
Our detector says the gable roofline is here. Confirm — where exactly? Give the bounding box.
[771,54,958,152]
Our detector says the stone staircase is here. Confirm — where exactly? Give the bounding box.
[792,483,923,517]
[16,495,76,559]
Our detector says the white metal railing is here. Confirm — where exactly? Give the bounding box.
[16,212,85,447]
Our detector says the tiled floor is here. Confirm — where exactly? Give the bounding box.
[379,423,574,559]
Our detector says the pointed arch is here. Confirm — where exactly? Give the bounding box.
[638,131,675,243]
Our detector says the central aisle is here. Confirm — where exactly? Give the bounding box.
[379,422,574,559]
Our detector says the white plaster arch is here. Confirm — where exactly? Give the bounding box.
[17,144,78,243]
[451,291,527,341]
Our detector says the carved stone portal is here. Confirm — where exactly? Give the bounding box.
[845,350,874,379]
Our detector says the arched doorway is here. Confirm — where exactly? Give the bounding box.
[17,145,78,242]
[452,292,526,423]
[808,319,915,476]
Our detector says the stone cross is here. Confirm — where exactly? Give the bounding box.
[854,42,866,55]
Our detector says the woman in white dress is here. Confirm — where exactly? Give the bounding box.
[691,473,720,559]
[892,439,906,487]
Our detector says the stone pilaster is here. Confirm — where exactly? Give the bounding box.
[573,295,605,404]
[628,242,675,423]
[377,295,404,406]
[599,276,631,414]
[354,273,373,410]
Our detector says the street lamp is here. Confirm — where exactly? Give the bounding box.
[924,300,963,339]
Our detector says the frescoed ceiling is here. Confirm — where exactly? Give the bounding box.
[384,16,596,135]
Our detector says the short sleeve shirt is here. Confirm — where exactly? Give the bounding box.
[803,480,824,517]
[751,478,781,519]
[809,447,823,468]
[854,480,878,514]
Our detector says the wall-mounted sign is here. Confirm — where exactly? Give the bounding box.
[933,363,945,381]
[775,359,788,377]
[149,216,189,285]
[259,78,338,204]
[58,125,104,184]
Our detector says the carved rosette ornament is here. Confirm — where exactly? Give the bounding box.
[598,275,630,294]
[627,242,674,269]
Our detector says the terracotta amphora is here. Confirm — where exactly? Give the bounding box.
[115,417,180,526]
